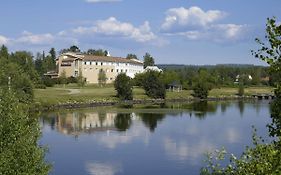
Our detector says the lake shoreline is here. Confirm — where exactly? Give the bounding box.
[36,96,263,112]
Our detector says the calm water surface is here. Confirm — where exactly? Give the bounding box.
[40,100,271,175]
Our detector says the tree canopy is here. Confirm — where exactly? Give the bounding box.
[143,52,155,68]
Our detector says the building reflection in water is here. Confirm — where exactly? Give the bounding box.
[41,101,257,137]
[42,112,146,136]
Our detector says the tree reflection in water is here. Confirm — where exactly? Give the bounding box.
[114,113,132,131]
[138,113,165,132]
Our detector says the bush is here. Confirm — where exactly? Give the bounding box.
[35,84,46,89]
[0,90,51,174]
[114,73,133,100]
[238,83,245,96]
[143,71,166,99]
[42,76,55,87]
[192,82,209,99]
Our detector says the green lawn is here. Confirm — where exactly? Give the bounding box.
[209,86,274,97]
[34,85,274,107]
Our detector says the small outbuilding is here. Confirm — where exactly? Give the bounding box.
[167,81,182,92]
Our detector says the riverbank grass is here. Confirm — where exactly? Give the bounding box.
[34,85,273,107]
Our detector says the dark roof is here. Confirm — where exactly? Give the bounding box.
[168,81,182,86]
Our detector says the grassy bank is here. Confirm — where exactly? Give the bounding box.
[34,84,273,107]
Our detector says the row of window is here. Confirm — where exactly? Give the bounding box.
[83,68,141,73]
[83,61,141,67]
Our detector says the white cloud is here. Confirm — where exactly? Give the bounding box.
[0,35,9,45]
[72,17,157,43]
[15,31,55,45]
[169,24,248,42]
[161,6,226,31]
[161,6,249,43]
[85,0,122,3]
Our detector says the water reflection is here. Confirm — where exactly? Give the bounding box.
[40,100,271,175]
[86,162,122,175]
[41,100,269,136]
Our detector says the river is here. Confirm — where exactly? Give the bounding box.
[40,100,271,175]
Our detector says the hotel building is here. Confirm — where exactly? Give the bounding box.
[57,52,144,84]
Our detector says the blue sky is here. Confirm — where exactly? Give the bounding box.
[0,0,280,65]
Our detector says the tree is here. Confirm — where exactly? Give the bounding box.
[0,45,9,61]
[77,69,85,88]
[238,83,245,96]
[143,71,166,99]
[0,90,50,175]
[10,51,40,85]
[98,69,107,87]
[201,17,281,175]
[49,48,56,61]
[126,53,138,60]
[69,45,80,52]
[0,61,34,103]
[60,45,81,54]
[252,17,281,96]
[192,69,213,99]
[87,49,108,56]
[60,70,67,87]
[192,82,209,99]
[114,73,133,100]
[143,52,155,68]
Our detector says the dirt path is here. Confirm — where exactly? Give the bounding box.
[68,89,81,94]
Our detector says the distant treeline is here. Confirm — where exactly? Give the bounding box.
[155,64,271,89]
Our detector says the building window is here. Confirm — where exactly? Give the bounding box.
[74,60,78,69]
[101,62,103,66]
[116,69,119,73]
[111,69,114,72]
[121,69,123,73]
[96,62,98,65]
[84,62,87,65]
[90,62,92,65]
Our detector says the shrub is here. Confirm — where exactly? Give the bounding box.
[143,71,166,99]
[114,73,133,100]
[192,82,209,99]
[238,83,245,96]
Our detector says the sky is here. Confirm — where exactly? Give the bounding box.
[0,0,280,65]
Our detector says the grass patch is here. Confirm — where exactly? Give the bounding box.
[34,85,274,107]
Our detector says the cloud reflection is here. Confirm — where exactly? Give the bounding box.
[86,162,122,175]
[163,137,215,163]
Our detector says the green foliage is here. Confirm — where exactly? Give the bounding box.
[60,45,81,54]
[192,82,209,99]
[143,52,155,68]
[86,49,108,56]
[201,127,281,175]
[160,70,180,87]
[77,69,86,88]
[126,53,138,60]
[10,51,40,85]
[201,17,281,175]
[252,17,281,88]
[0,45,9,61]
[143,71,166,99]
[0,90,50,175]
[192,69,212,99]
[0,60,34,103]
[59,70,67,86]
[238,83,245,96]
[114,73,133,100]
[98,69,107,87]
